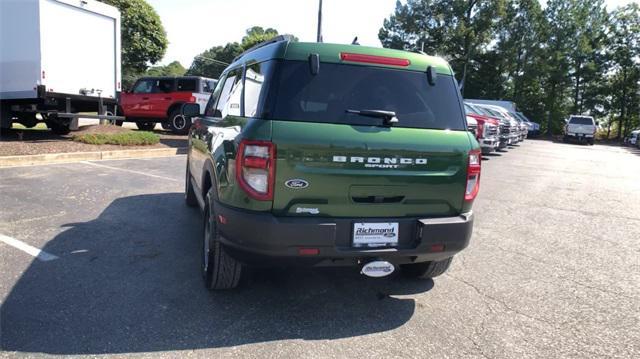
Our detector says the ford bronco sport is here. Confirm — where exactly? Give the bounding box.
[183,37,480,289]
[119,76,216,134]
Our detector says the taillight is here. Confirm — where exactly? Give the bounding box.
[189,96,196,102]
[464,149,481,202]
[236,140,275,201]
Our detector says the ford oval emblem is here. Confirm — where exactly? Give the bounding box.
[361,261,395,278]
[285,179,309,189]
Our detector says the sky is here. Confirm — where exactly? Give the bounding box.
[147,0,639,68]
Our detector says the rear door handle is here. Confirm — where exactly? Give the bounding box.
[164,97,172,100]
[142,97,149,100]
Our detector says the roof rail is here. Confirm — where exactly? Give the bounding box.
[232,35,294,63]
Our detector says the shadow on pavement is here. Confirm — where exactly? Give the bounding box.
[1,193,431,355]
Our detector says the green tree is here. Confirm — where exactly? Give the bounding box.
[241,26,280,50]
[186,43,243,79]
[187,27,297,79]
[607,3,640,139]
[378,0,505,95]
[99,0,168,88]
[145,61,186,77]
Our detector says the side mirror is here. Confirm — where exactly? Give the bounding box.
[182,103,201,117]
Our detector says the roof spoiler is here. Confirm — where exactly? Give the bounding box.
[233,35,294,63]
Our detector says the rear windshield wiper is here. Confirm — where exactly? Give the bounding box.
[346,109,399,126]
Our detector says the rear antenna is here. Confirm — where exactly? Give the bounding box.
[316,0,323,43]
[351,36,360,45]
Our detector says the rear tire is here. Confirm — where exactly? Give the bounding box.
[168,108,191,135]
[47,119,71,135]
[202,190,244,290]
[136,122,156,131]
[401,257,453,279]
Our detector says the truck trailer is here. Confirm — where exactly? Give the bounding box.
[0,0,122,134]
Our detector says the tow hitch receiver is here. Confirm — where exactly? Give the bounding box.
[361,260,395,278]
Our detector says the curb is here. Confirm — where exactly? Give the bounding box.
[0,147,187,168]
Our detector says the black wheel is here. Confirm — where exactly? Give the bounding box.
[202,189,244,290]
[401,257,453,279]
[135,122,156,131]
[47,119,71,135]
[185,161,198,207]
[114,120,124,126]
[168,108,191,135]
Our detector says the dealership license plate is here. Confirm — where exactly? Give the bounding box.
[353,222,399,247]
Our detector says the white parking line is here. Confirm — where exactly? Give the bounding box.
[0,234,59,262]
[81,161,181,182]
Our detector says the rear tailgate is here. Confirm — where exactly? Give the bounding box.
[39,0,120,99]
[272,121,470,218]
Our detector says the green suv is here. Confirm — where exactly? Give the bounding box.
[183,36,481,289]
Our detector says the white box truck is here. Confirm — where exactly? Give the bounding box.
[0,0,122,134]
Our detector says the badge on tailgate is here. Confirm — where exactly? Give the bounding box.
[353,222,399,247]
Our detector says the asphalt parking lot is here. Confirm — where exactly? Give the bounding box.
[1,140,639,358]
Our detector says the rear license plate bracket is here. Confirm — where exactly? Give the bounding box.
[352,222,399,248]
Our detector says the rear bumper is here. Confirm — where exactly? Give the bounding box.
[214,201,474,267]
[566,133,594,138]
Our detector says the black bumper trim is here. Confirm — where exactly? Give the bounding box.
[213,201,474,266]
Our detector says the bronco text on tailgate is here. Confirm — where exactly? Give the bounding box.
[182,36,481,289]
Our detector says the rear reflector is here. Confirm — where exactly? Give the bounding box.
[430,244,445,252]
[298,248,319,256]
[340,53,410,67]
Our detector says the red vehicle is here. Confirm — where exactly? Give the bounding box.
[119,76,216,134]
[464,103,501,154]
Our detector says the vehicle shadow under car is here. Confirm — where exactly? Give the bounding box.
[1,193,433,355]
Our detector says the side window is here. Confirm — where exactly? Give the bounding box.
[244,62,271,117]
[151,79,174,94]
[215,68,243,118]
[132,80,154,94]
[177,79,197,92]
[203,80,217,93]
[204,75,226,117]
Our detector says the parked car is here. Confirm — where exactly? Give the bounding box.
[563,115,597,145]
[515,112,541,137]
[469,103,519,147]
[119,76,216,134]
[466,99,517,113]
[464,103,500,154]
[466,116,478,137]
[183,36,479,289]
[0,0,122,134]
[623,129,639,146]
[508,111,528,142]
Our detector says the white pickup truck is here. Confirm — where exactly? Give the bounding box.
[0,0,123,134]
[564,115,597,145]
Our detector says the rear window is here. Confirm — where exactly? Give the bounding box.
[569,117,594,125]
[177,79,197,92]
[265,61,465,130]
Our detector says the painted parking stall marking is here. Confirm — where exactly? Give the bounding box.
[0,234,59,262]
